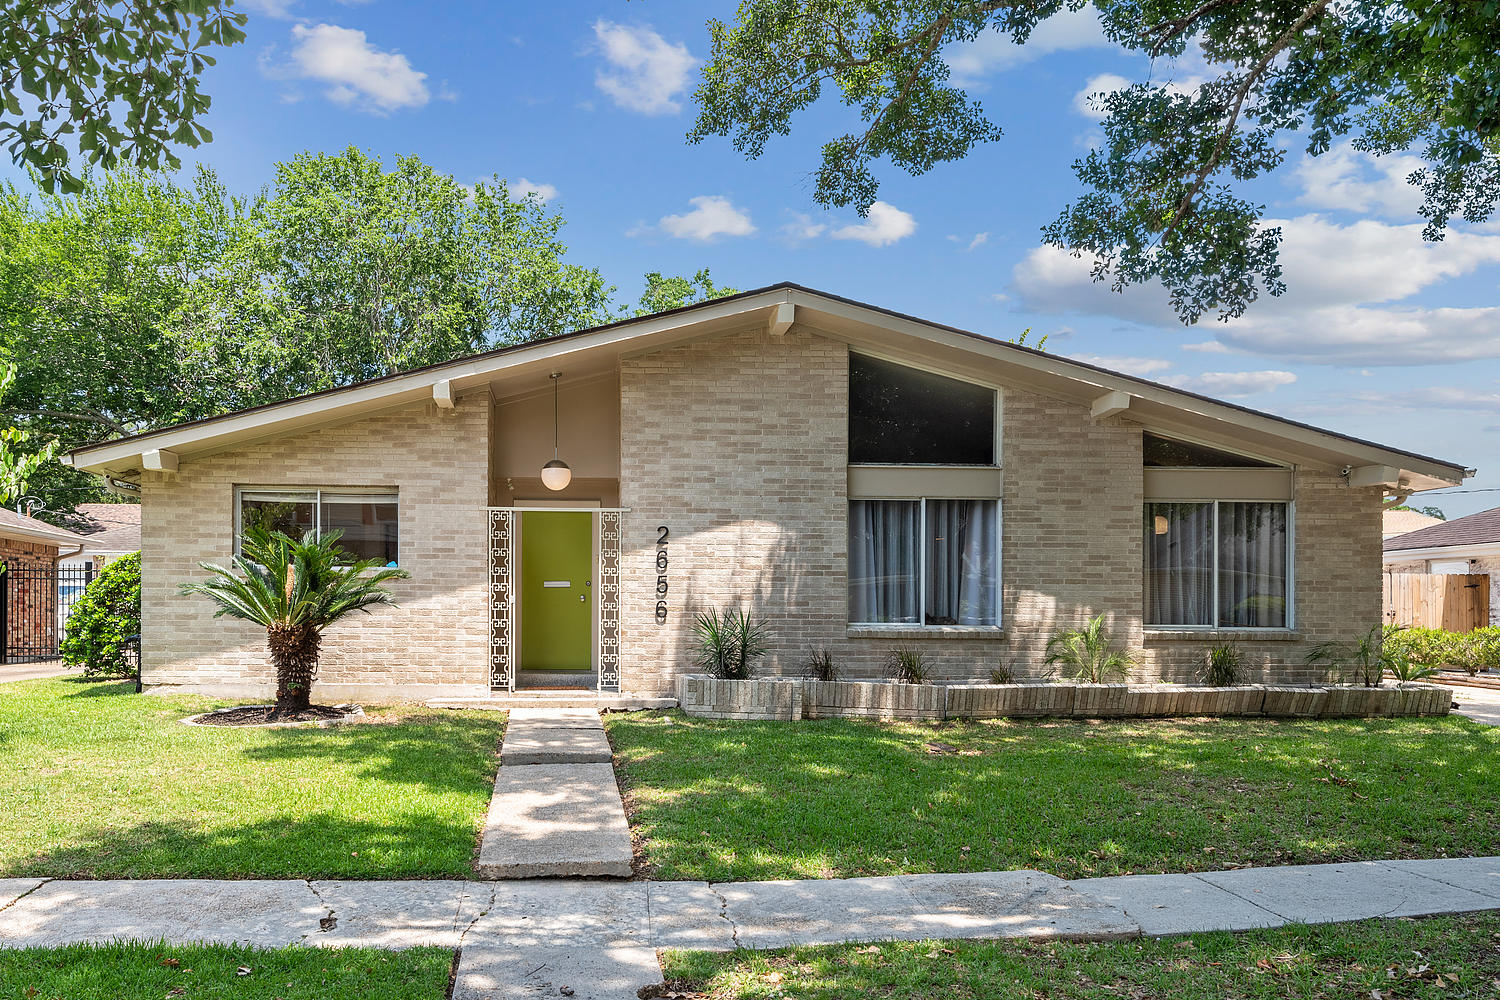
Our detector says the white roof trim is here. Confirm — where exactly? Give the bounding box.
[62,283,1468,488]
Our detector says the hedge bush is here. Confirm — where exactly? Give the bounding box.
[60,552,141,677]
[1384,624,1500,676]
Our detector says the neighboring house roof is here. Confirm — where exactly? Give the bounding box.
[62,282,1472,491]
[1383,509,1445,538]
[0,507,92,549]
[55,503,141,554]
[1385,506,1500,553]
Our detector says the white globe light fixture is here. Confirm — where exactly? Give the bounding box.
[540,371,573,491]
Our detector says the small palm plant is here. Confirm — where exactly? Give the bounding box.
[1044,615,1135,683]
[180,528,409,716]
[1304,624,1412,688]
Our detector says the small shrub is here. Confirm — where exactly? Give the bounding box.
[989,663,1016,684]
[1306,624,1402,687]
[1043,615,1134,683]
[60,552,141,678]
[1200,642,1243,686]
[1384,625,1500,675]
[692,607,771,680]
[1387,654,1442,687]
[886,646,931,684]
[803,647,838,681]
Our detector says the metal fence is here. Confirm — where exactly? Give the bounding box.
[1,563,94,663]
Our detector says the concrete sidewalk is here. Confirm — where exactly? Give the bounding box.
[2,858,1498,999]
[1451,684,1500,727]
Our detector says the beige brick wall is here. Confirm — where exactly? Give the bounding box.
[141,395,490,700]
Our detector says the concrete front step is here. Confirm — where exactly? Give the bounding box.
[475,762,633,879]
[428,694,677,711]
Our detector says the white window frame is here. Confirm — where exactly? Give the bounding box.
[1143,498,1295,631]
[848,496,1003,629]
[235,486,400,561]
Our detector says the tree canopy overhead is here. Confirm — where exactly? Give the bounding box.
[0,0,247,194]
[689,1,1500,323]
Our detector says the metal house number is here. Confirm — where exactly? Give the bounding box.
[654,525,669,624]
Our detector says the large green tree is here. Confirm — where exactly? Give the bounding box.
[0,0,246,194]
[690,1,1500,323]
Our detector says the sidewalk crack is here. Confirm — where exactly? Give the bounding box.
[0,878,53,916]
[304,880,338,935]
[457,883,497,949]
[707,883,741,950]
[1386,862,1500,902]
[1187,874,1289,921]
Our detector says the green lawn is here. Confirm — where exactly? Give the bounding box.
[0,941,453,1000]
[0,677,503,879]
[662,913,1500,1000]
[605,710,1500,882]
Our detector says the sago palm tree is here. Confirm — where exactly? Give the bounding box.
[1043,614,1135,683]
[181,528,409,716]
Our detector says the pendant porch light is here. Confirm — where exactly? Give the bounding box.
[540,371,573,491]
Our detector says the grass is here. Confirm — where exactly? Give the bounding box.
[661,912,1500,999]
[605,710,1500,882]
[0,941,453,999]
[0,677,503,879]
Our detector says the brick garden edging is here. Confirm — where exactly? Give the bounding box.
[674,674,1453,722]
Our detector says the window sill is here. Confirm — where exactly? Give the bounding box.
[847,626,1007,641]
[1144,629,1301,642]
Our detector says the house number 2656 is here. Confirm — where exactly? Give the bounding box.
[654,526,669,624]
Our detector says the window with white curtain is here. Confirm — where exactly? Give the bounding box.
[849,498,999,626]
[237,488,399,565]
[1144,501,1289,628]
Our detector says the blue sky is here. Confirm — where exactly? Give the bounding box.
[18,1,1500,514]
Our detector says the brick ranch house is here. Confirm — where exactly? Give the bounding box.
[62,284,1471,702]
[0,508,90,662]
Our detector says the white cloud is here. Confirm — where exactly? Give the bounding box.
[781,212,828,244]
[240,0,298,16]
[592,21,696,115]
[831,201,917,247]
[948,231,990,251]
[1068,354,1173,377]
[288,24,429,112]
[1293,141,1426,220]
[946,7,1112,84]
[1071,72,1131,116]
[1009,214,1500,364]
[506,177,558,203]
[658,195,756,242]
[1162,370,1298,398]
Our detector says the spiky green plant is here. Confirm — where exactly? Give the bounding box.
[1305,624,1411,688]
[804,647,838,682]
[693,607,771,680]
[886,645,931,684]
[180,528,408,715]
[1043,615,1135,683]
[1200,642,1243,686]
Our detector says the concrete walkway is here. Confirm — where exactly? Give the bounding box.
[475,709,633,879]
[1451,684,1500,727]
[0,661,70,684]
[2,858,1498,999]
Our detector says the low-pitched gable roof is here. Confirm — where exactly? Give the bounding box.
[55,503,141,554]
[0,507,92,549]
[1383,508,1445,537]
[62,282,1472,491]
[1384,506,1500,553]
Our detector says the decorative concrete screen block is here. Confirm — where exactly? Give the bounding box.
[945,683,1076,719]
[1071,684,1132,718]
[674,675,800,721]
[1261,686,1328,718]
[803,680,946,721]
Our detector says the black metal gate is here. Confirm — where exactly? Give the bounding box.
[1,563,93,663]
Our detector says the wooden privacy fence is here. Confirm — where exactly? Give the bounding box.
[1383,573,1490,632]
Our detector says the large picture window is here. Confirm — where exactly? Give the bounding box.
[850,498,999,626]
[849,355,995,465]
[1144,501,1289,628]
[237,489,399,565]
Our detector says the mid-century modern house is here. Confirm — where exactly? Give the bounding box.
[62,284,1472,702]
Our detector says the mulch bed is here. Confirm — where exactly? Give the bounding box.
[192,705,353,727]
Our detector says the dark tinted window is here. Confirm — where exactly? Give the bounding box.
[850,355,995,464]
[1142,433,1276,468]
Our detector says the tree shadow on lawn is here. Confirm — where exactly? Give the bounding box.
[6,812,487,880]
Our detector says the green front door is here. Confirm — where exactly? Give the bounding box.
[520,511,593,671]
